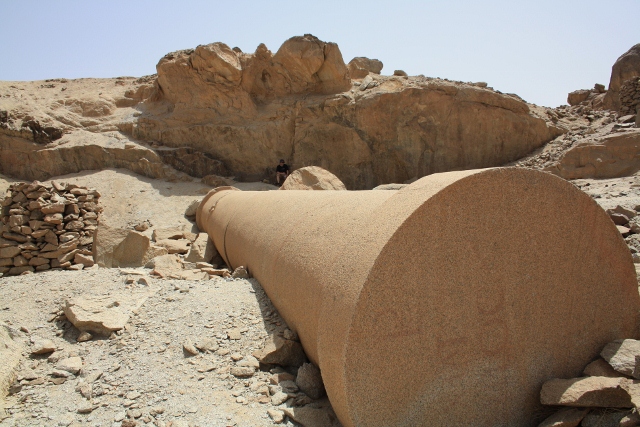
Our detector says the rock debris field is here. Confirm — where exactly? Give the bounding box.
[0,268,338,427]
[0,170,338,427]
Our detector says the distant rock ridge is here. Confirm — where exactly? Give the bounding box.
[0,34,564,189]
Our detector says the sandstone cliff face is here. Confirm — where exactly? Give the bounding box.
[133,35,562,189]
[1,35,563,189]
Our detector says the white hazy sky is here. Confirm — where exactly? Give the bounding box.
[1,0,638,107]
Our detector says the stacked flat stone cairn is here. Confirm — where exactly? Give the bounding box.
[197,167,640,427]
[619,76,640,119]
[0,180,101,276]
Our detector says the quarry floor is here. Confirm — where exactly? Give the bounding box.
[1,168,640,427]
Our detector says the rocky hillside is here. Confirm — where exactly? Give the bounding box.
[1,34,564,189]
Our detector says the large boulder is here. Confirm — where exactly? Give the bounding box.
[603,44,640,111]
[93,225,167,268]
[280,166,347,191]
[348,57,384,79]
[273,35,351,95]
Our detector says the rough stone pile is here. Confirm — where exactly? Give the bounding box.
[0,180,101,276]
[539,339,640,427]
[620,77,640,118]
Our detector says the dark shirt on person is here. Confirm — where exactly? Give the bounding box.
[276,164,290,173]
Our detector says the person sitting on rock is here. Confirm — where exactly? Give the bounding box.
[276,159,290,185]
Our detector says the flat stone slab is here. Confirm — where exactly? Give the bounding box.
[64,286,157,335]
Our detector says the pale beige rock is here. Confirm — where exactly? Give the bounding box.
[184,199,200,218]
[282,406,334,427]
[30,337,56,354]
[152,226,186,242]
[148,254,183,278]
[94,225,166,268]
[537,408,589,427]
[601,339,640,378]
[64,287,156,335]
[280,166,347,191]
[252,334,306,367]
[583,358,628,378]
[547,130,640,180]
[540,377,632,408]
[74,253,94,267]
[156,238,190,254]
[184,233,217,263]
[348,57,383,78]
[56,357,83,375]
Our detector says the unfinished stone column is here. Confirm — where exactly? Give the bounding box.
[197,168,640,427]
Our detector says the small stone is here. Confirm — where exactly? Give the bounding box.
[267,408,285,423]
[282,406,334,427]
[77,404,96,414]
[31,337,56,355]
[270,372,296,385]
[195,338,219,353]
[296,362,325,399]
[183,339,199,356]
[227,328,242,340]
[270,391,288,406]
[583,358,627,378]
[125,391,141,400]
[76,331,93,342]
[231,266,249,279]
[56,356,83,375]
[230,366,255,378]
[601,339,640,378]
[253,334,307,367]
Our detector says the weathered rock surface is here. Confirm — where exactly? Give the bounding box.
[347,57,383,79]
[0,324,22,416]
[93,225,167,268]
[540,377,633,408]
[64,287,156,335]
[184,232,217,263]
[601,339,640,378]
[1,35,562,190]
[583,358,629,378]
[282,406,338,427]
[279,166,346,191]
[538,407,589,427]
[252,334,306,367]
[545,130,640,180]
[296,362,325,399]
[603,44,640,111]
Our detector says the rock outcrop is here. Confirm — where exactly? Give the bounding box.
[280,166,346,190]
[0,35,563,189]
[604,44,640,111]
[347,57,383,79]
[545,129,640,180]
[135,36,562,189]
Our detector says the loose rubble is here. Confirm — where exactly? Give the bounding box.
[539,338,640,426]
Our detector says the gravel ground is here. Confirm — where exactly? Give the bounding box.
[0,267,337,427]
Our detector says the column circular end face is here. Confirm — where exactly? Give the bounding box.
[196,186,241,233]
[337,168,639,426]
